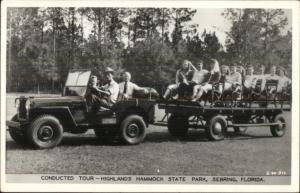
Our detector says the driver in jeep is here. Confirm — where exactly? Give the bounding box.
[86,67,119,111]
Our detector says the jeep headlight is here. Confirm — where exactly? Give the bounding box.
[25,99,31,110]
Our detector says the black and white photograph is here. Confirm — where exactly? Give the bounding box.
[1,0,299,192]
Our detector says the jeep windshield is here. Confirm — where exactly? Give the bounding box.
[63,70,91,97]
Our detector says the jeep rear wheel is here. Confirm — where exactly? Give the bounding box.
[119,115,146,145]
[8,115,28,144]
[27,115,63,149]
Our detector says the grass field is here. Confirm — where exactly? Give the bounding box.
[5,93,291,175]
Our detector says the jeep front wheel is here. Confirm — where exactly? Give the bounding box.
[27,115,63,149]
[119,115,146,145]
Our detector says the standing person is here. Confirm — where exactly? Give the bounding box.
[191,59,221,102]
[86,67,119,110]
[163,59,194,99]
[119,71,148,99]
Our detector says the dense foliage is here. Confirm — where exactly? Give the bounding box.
[6,8,291,93]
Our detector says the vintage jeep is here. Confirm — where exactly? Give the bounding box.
[6,70,157,149]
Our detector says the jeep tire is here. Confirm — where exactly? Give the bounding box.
[27,115,63,149]
[119,115,146,145]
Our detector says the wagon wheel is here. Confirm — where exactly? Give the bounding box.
[167,114,189,137]
[270,114,286,137]
[206,115,227,141]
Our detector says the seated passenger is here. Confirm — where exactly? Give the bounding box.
[277,67,291,93]
[86,67,119,110]
[237,65,246,77]
[177,70,197,99]
[243,65,260,97]
[85,75,100,102]
[191,59,221,102]
[192,60,209,84]
[163,59,195,99]
[224,63,242,94]
[218,65,230,93]
[119,72,148,99]
[255,64,267,91]
[264,65,280,94]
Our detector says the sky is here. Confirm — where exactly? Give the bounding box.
[191,9,230,46]
[190,9,292,46]
[82,8,292,47]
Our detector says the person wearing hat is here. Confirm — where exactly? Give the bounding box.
[86,67,119,110]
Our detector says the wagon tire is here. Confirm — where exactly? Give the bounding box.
[206,115,227,141]
[8,114,28,144]
[27,115,63,149]
[119,115,146,145]
[270,114,286,137]
[167,114,189,137]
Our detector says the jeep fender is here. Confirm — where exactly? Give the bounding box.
[29,106,77,131]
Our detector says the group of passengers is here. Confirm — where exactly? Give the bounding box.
[85,67,148,111]
[162,59,291,102]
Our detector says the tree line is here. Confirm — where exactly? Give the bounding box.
[6,8,291,93]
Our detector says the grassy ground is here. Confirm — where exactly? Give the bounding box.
[5,93,291,175]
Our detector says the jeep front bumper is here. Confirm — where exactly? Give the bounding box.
[6,121,20,129]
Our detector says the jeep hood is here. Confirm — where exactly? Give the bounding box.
[29,96,85,108]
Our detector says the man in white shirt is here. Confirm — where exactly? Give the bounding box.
[119,72,148,99]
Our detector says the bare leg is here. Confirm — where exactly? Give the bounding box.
[163,88,171,99]
[192,85,201,99]
[192,87,204,101]
[163,84,177,99]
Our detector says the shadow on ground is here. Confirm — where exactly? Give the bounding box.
[6,129,274,150]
